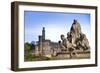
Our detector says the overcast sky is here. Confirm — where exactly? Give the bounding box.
[24,11,90,43]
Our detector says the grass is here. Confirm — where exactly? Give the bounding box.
[24,51,90,62]
[24,54,52,61]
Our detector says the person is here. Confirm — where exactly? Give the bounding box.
[70,19,81,35]
[58,41,66,51]
[81,34,90,51]
[60,34,67,50]
[70,19,81,45]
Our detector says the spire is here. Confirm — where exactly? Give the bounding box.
[42,27,45,40]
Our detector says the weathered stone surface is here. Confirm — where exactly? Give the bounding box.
[33,20,90,60]
[60,19,90,53]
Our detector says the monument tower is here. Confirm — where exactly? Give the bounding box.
[42,27,45,41]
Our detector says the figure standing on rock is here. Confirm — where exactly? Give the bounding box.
[59,19,90,58]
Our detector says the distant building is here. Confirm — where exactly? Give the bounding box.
[34,27,59,58]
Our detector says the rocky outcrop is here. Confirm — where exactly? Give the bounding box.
[60,19,90,52]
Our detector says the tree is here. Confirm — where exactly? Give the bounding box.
[30,41,36,50]
[24,42,31,51]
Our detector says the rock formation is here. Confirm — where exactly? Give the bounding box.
[61,19,90,52]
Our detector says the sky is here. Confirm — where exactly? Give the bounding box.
[24,11,90,43]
